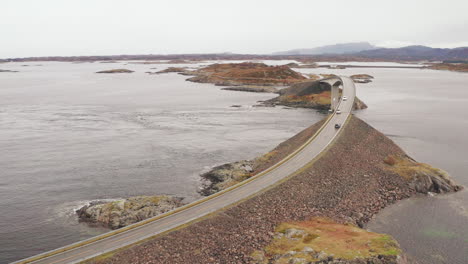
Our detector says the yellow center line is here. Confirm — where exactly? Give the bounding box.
[48,249,93,264]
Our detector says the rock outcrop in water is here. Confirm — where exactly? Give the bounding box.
[76,195,184,229]
[185,62,307,86]
[200,161,254,196]
[96,69,134,74]
[350,74,374,83]
[154,67,188,74]
[263,80,368,111]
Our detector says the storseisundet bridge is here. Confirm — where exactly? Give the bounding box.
[14,76,355,264]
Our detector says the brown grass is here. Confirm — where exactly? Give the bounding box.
[262,218,400,261]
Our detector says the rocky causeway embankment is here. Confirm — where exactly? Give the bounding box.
[88,115,461,264]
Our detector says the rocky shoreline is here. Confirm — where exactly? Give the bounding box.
[89,116,461,264]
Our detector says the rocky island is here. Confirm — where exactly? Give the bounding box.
[154,67,188,74]
[76,195,184,229]
[96,69,134,74]
[184,62,307,87]
[350,74,374,83]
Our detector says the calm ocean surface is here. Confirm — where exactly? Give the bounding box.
[1,61,466,263]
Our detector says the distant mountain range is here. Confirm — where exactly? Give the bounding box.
[273,42,468,61]
[3,43,468,62]
[355,45,468,61]
[273,42,377,55]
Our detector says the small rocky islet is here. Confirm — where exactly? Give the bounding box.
[350,74,374,83]
[96,69,134,74]
[76,195,184,229]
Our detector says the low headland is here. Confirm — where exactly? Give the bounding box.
[86,115,461,264]
[426,63,468,73]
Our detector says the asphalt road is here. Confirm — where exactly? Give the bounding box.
[15,76,356,264]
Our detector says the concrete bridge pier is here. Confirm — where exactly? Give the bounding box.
[320,78,342,111]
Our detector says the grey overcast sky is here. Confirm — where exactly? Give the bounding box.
[2,0,468,58]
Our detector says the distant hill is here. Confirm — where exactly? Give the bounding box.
[273,42,378,55]
[355,45,468,61]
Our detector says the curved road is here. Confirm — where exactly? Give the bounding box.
[15,76,356,264]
